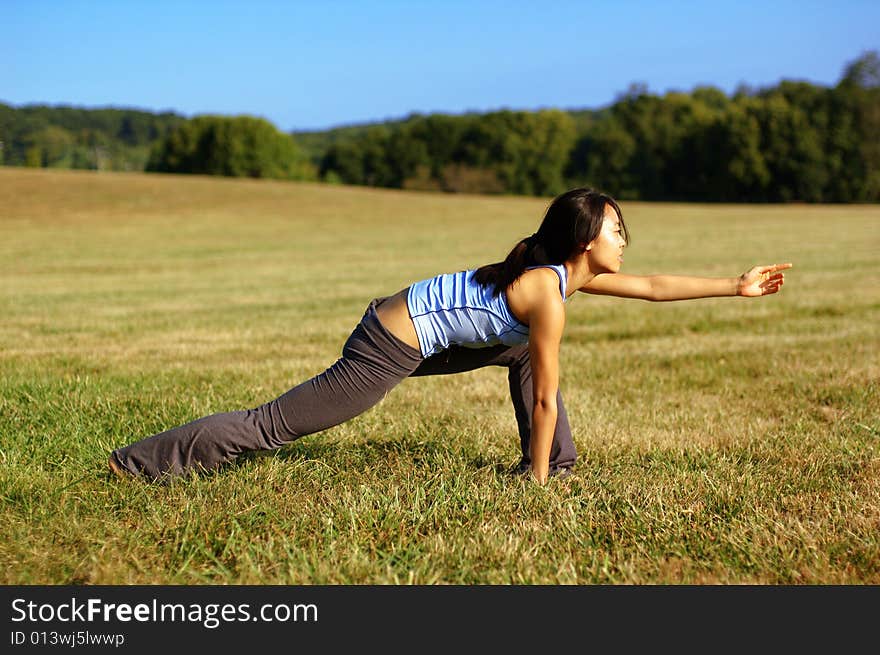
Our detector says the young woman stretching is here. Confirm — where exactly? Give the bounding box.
[109,188,791,484]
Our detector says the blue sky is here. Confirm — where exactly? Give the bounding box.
[3,0,877,131]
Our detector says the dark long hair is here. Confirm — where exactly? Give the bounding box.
[473,188,627,296]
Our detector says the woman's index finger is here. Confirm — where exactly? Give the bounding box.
[762,263,793,273]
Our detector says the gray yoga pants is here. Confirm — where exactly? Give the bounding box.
[110,297,577,480]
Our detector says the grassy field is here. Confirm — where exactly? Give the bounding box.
[1,167,878,584]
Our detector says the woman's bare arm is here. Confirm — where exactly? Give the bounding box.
[580,263,792,301]
[521,272,566,485]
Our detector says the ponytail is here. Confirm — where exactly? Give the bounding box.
[473,232,552,297]
[473,188,626,297]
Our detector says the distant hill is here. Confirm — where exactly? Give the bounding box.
[292,117,409,163]
[0,102,186,171]
[291,107,606,165]
[2,50,877,202]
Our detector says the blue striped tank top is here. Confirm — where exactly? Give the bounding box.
[406,264,568,357]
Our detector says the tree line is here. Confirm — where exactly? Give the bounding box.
[313,51,879,202]
[2,51,877,202]
[0,104,185,171]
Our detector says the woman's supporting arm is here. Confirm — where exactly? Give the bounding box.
[580,263,792,301]
[526,284,566,484]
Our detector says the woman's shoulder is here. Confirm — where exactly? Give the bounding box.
[521,265,567,298]
[506,267,566,325]
[520,265,563,286]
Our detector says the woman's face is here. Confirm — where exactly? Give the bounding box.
[587,205,627,274]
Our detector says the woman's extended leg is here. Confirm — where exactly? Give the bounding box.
[409,344,578,475]
[110,299,423,479]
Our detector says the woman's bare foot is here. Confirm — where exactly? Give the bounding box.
[108,455,127,478]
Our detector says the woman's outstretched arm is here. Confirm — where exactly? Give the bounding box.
[580,263,792,301]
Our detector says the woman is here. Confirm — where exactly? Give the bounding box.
[109,188,790,484]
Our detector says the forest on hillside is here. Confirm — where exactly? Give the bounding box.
[2,51,877,202]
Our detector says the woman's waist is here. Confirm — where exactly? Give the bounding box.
[374,287,421,352]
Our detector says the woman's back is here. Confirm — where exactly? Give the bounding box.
[405,264,567,357]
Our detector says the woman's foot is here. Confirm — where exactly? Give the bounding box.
[108,454,127,478]
[514,461,573,480]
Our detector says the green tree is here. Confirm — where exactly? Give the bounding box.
[672,100,769,201]
[319,126,393,186]
[21,125,75,168]
[403,114,472,182]
[834,51,880,200]
[385,126,431,187]
[147,115,315,180]
[569,117,638,198]
[744,94,827,201]
[455,110,575,195]
[839,50,880,89]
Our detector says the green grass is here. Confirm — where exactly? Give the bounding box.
[1,167,878,584]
